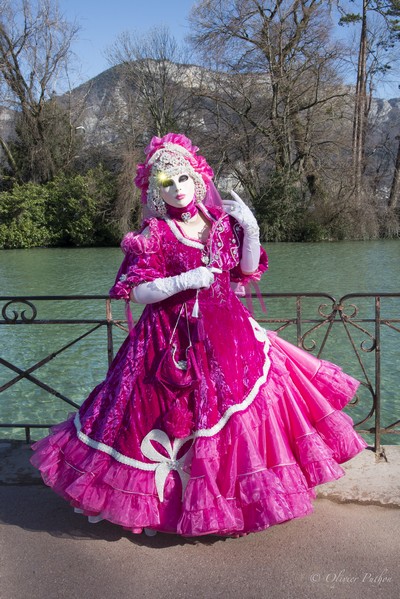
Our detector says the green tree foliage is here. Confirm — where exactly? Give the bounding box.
[0,182,51,248]
[254,171,327,241]
[0,166,119,249]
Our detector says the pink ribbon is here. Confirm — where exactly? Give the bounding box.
[125,300,134,332]
[245,281,267,316]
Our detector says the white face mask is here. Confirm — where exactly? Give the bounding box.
[159,173,196,208]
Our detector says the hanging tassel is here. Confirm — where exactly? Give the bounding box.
[191,291,205,342]
[192,290,200,318]
[192,315,205,343]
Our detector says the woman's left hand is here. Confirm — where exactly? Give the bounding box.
[223,191,261,274]
[222,190,259,236]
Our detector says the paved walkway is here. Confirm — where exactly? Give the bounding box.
[0,442,399,599]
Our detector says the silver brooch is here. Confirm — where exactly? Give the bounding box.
[181,212,191,223]
[201,255,210,265]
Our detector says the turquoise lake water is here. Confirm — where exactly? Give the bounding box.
[0,240,399,444]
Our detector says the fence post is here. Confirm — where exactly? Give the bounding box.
[106,298,114,366]
[374,296,385,460]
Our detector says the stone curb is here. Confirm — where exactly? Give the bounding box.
[1,440,399,508]
[316,445,400,508]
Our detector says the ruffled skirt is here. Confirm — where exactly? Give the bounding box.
[31,331,367,537]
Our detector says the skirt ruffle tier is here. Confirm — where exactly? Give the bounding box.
[31,331,367,537]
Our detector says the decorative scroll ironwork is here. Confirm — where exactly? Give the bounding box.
[2,299,37,323]
[253,292,400,459]
[0,293,399,455]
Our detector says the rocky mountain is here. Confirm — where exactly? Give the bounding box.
[1,62,400,188]
[66,62,222,146]
[68,64,400,158]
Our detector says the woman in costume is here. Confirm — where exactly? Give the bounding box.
[31,133,367,537]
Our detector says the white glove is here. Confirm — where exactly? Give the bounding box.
[222,190,260,237]
[132,266,215,304]
[222,190,260,274]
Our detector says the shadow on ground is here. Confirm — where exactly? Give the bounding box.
[0,484,225,547]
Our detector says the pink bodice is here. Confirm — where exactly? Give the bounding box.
[109,205,268,302]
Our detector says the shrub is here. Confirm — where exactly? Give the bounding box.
[254,172,307,242]
[0,167,119,249]
[0,183,53,249]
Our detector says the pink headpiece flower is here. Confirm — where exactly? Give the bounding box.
[134,133,214,216]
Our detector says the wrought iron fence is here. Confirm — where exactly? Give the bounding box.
[1,293,399,458]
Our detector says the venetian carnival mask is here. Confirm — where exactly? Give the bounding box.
[159,173,196,208]
[146,143,207,217]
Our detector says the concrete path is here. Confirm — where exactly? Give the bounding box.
[0,442,399,599]
[0,487,398,599]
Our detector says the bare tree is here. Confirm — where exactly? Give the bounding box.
[388,135,400,208]
[189,0,352,238]
[107,26,198,139]
[0,0,80,182]
[338,0,400,205]
[105,26,202,231]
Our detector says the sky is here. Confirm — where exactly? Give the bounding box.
[59,0,193,83]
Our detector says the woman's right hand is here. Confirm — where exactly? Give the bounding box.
[180,266,215,290]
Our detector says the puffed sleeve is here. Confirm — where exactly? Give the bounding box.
[109,219,166,300]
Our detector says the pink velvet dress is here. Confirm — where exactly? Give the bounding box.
[31,205,367,536]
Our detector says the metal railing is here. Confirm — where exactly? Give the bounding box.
[1,293,399,458]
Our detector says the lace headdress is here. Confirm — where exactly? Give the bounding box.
[134,133,216,217]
